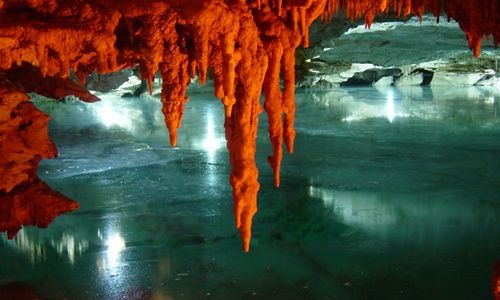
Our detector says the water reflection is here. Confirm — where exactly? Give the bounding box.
[1,231,47,263]
[94,97,137,130]
[52,233,89,264]
[200,110,225,164]
[0,86,497,299]
[104,233,126,270]
[386,89,395,123]
[494,97,498,119]
[308,186,397,232]
[300,86,500,125]
[1,230,89,265]
[307,184,500,247]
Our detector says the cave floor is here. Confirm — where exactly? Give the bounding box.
[1,86,500,299]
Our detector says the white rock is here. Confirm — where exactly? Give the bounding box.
[394,73,423,86]
[373,76,393,87]
[485,69,496,76]
[322,63,375,85]
[431,72,484,86]
[475,76,498,86]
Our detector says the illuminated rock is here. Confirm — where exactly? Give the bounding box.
[0,0,499,252]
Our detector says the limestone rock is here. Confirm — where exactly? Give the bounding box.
[373,76,394,86]
[395,73,423,86]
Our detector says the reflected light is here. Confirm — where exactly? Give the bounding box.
[2,231,89,265]
[494,99,497,119]
[94,99,134,130]
[105,233,126,269]
[309,185,334,206]
[386,90,395,123]
[51,233,89,264]
[308,185,397,233]
[202,112,225,164]
[4,231,46,263]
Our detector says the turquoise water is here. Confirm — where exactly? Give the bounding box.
[1,86,500,299]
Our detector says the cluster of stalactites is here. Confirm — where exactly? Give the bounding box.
[240,0,330,191]
[319,0,499,56]
[252,0,500,193]
[143,1,331,251]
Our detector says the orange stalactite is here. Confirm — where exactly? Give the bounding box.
[281,47,298,154]
[319,0,499,56]
[223,6,268,252]
[0,0,499,253]
[263,39,284,187]
[321,0,340,22]
[160,46,190,147]
[221,29,241,118]
[256,5,286,188]
[444,0,500,57]
[256,1,313,189]
[299,7,308,46]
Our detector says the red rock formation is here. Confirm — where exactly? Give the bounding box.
[0,82,57,194]
[0,180,79,239]
[0,0,499,252]
[0,81,79,237]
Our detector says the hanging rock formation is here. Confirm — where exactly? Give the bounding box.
[0,0,499,252]
[0,79,79,238]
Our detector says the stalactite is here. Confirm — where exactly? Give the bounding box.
[223,6,268,252]
[321,0,339,22]
[0,0,499,253]
[160,50,190,147]
[263,39,284,187]
[221,28,241,118]
[321,0,500,56]
[281,47,298,154]
[159,19,191,147]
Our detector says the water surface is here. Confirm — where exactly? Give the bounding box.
[1,86,499,299]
